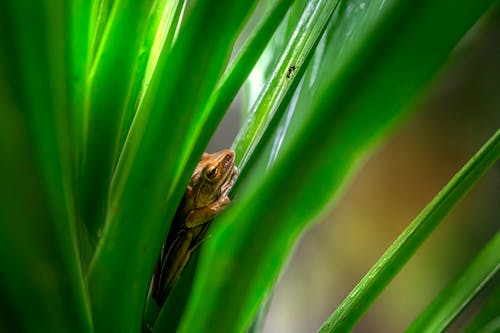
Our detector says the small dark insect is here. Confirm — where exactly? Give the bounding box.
[286,65,296,78]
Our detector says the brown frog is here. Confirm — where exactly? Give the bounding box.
[151,149,238,306]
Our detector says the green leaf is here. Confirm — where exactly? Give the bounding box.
[242,0,310,112]
[117,0,188,153]
[230,0,337,198]
[233,0,340,170]
[80,0,160,239]
[69,0,99,160]
[0,1,93,331]
[88,0,114,65]
[176,1,497,332]
[406,230,500,333]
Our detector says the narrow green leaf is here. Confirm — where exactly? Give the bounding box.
[80,0,159,240]
[406,231,500,333]
[69,0,98,154]
[231,0,339,190]
[242,0,310,111]
[88,0,114,66]
[117,0,187,152]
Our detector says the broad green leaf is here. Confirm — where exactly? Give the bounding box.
[406,230,500,333]
[0,1,93,331]
[117,0,187,152]
[80,0,160,240]
[177,1,497,333]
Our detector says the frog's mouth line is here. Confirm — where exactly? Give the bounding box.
[222,154,234,170]
[217,152,233,176]
[221,163,238,190]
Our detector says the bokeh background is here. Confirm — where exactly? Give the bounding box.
[207,7,500,333]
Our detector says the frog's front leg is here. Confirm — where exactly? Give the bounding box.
[184,195,230,228]
[220,167,238,197]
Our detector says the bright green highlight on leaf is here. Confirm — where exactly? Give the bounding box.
[233,0,341,170]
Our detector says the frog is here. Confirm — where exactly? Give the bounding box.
[151,149,238,306]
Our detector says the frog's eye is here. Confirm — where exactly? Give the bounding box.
[204,166,217,180]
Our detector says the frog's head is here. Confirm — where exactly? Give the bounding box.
[190,149,237,207]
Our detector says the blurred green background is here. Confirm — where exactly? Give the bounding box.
[209,8,499,333]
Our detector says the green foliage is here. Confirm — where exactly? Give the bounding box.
[0,0,498,333]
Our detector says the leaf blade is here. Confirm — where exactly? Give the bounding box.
[0,0,93,331]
